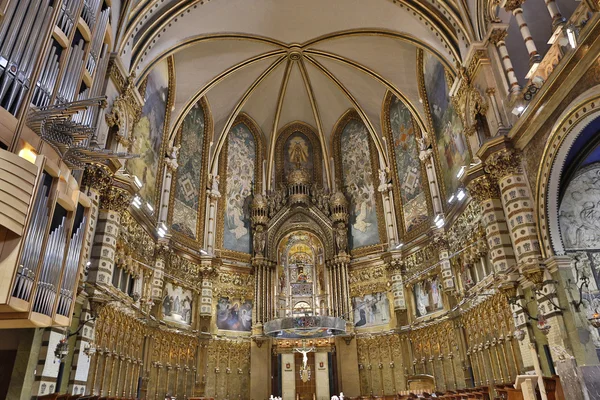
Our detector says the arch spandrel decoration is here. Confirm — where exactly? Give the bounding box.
[168,96,212,246]
[332,110,386,256]
[383,91,433,241]
[217,113,265,261]
[417,48,471,205]
[274,122,323,188]
[125,56,174,214]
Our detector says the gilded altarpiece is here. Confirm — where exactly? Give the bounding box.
[217,114,264,259]
[275,122,323,187]
[356,335,408,396]
[383,93,430,238]
[203,339,251,400]
[333,111,385,254]
[170,97,211,243]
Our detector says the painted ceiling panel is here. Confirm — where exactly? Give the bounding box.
[276,62,318,133]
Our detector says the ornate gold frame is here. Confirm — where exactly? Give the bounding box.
[381,91,433,242]
[274,121,323,187]
[167,96,213,248]
[331,109,387,257]
[216,112,265,262]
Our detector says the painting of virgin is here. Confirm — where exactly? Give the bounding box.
[216,297,253,332]
[340,119,380,249]
[223,123,256,253]
[422,52,471,197]
[284,132,314,177]
[388,96,428,232]
[126,59,170,207]
[171,99,205,239]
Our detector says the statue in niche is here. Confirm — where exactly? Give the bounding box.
[335,223,348,253]
[164,144,180,171]
[210,174,220,195]
[253,225,266,256]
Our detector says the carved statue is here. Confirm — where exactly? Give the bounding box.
[416,134,427,152]
[253,225,266,256]
[164,145,180,171]
[378,169,390,192]
[211,174,220,194]
[335,223,348,253]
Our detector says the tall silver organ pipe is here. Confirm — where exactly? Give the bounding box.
[32,46,60,108]
[73,43,109,127]
[85,7,110,76]
[33,215,68,316]
[0,0,54,114]
[58,0,79,38]
[57,39,86,104]
[12,174,52,302]
[57,214,86,316]
[81,0,101,31]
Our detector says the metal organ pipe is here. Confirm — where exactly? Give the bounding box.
[0,0,55,114]
[57,39,86,104]
[12,176,52,302]
[86,7,110,76]
[57,216,86,316]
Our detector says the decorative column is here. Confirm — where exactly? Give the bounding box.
[489,28,521,94]
[378,168,398,247]
[205,174,221,255]
[159,145,179,225]
[329,191,351,321]
[464,169,517,274]
[386,254,408,326]
[433,232,455,294]
[419,145,443,214]
[485,88,510,136]
[544,0,565,28]
[504,0,540,66]
[250,194,272,330]
[151,244,168,301]
[88,186,130,286]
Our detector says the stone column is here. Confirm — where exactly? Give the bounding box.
[151,244,168,301]
[159,147,179,225]
[465,170,517,274]
[205,175,221,255]
[386,255,408,326]
[504,0,540,65]
[433,233,455,294]
[88,186,130,286]
[419,147,443,214]
[489,28,521,94]
[544,0,565,28]
[485,88,510,136]
[378,169,398,247]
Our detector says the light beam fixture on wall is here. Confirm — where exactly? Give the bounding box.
[456,189,466,201]
[199,249,208,255]
[456,166,466,179]
[146,203,154,213]
[434,214,445,229]
[157,222,167,238]
[394,242,404,249]
[18,147,37,164]
[566,27,577,49]
[132,195,142,209]
[133,175,143,188]
[448,194,455,204]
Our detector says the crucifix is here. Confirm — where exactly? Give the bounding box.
[294,340,315,382]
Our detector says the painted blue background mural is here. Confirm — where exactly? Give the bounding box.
[389,96,428,232]
[216,297,252,332]
[423,52,471,197]
[340,119,380,249]
[223,123,256,253]
[172,100,205,239]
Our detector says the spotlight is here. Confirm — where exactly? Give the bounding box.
[199,249,208,255]
[146,203,154,213]
[157,222,168,238]
[434,214,445,229]
[566,28,577,49]
[133,176,143,188]
[448,194,455,204]
[18,147,37,164]
[456,189,466,201]
[394,242,404,249]
[86,261,91,267]
[456,166,466,179]
[132,195,142,209]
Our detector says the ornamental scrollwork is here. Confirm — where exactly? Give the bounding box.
[213,270,254,299]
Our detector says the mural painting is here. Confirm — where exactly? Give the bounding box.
[284,132,314,178]
[422,52,471,197]
[353,292,390,328]
[559,163,600,250]
[162,282,193,325]
[216,297,253,332]
[223,123,256,254]
[171,99,205,239]
[340,119,380,249]
[389,95,428,232]
[126,59,169,207]
[413,276,444,317]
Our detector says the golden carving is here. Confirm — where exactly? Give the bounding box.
[100,186,131,212]
[466,174,500,202]
[274,121,324,187]
[349,264,388,297]
[484,148,522,180]
[116,211,155,272]
[489,29,508,46]
[213,270,254,299]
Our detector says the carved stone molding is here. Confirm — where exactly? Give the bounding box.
[489,28,509,45]
[484,148,523,180]
[466,174,500,202]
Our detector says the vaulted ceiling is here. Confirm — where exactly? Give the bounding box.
[120,0,476,184]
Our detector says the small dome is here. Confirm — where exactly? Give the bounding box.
[252,193,268,208]
[329,191,347,206]
[287,167,311,185]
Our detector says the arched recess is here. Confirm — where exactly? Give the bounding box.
[382,91,432,241]
[168,96,212,246]
[331,109,386,254]
[536,87,600,257]
[216,113,266,260]
[267,208,335,261]
[274,121,324,188]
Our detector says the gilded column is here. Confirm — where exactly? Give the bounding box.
[489,28,521,94]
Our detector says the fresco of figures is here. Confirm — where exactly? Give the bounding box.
[126,59,169,207]
[353,292,390,328]
[340,119,380,249]
[559,163,600,250]
[285,132,314,178]
[223,123,256,253]
[413,276,444,317]
[172,100,206,239]
[162,282,193,325]
[216,297,253,331]
[423,51,471,198]
[389,96,429,232]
